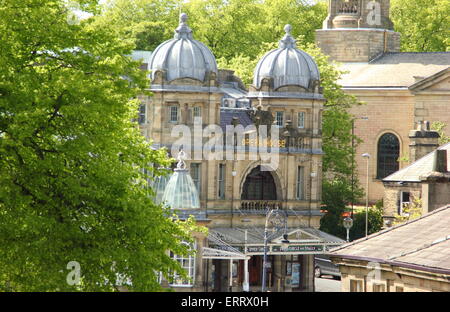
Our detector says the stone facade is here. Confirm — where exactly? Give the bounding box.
[317,0,400,62]
[135,16,346,293]
[337,258,450,292]
[316,29,400,62]
[316,0,450,206]
[330,205,450,292]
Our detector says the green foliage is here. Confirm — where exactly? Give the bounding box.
[98,0,327,59]
[391,0,450,52]
[349,202,384,241]
[0,0,201,291]
[319,177,365,239]
[431,121,450,145]
[393,198,423,225]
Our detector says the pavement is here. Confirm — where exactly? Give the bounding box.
[315,276,341,292]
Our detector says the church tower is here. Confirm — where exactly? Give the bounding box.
[316,0,400,62]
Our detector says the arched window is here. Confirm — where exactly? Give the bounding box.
[241,166,277,200]
[377,133,400,179]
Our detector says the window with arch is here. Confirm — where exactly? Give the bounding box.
[377,133,400,179]
[241,166,277,200]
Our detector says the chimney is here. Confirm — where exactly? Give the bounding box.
[409,120,440,163]
[433,150,448,173]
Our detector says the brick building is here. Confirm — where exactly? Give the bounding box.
[316,0,450,206]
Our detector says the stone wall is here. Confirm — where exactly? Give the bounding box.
[335,258,450,292]
[315,29,400,63]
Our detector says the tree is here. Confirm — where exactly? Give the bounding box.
[349,202,384,241]
[97,0,327,59]
[393,198,423,225]
[391,0,450,52]
[0,0,199,291]
[431,121,450,145]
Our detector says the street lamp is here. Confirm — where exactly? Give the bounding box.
[351,116,368,217]
[362,153,371,237]
[343,217,353,243]
[262,206,289,292]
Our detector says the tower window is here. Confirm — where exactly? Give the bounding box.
[338,0,358,14]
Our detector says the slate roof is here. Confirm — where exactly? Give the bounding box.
[383,142,450,182]
[131,50,152,71]
[339,52,450,88]
[330,205,450,274]
[220,109,254,131]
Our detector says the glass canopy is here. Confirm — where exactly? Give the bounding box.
[161,150,200,210]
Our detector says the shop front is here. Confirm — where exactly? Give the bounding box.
[203,227,345,292]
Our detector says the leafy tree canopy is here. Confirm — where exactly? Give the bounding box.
[391,0,450,52]
[96,0,327,59]
[0,0,200,291]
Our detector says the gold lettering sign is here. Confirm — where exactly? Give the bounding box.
[241,139,286,148]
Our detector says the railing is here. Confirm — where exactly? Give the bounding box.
[239,200,283,212]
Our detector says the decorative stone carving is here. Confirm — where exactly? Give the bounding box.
[338,0,359,14]
[249,105,274,128]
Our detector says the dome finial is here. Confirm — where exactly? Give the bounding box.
[180,12,188,24]
[175,12,192,39]
[284,24,292,35]
[279,24,296,49]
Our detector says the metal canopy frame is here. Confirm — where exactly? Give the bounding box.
[202,247,249,260]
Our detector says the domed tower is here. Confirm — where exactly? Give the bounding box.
[251,25,321,94]
[316,0,400,62]
[143,13,223,146]
[248,25,325,216]
[149,13,218,83]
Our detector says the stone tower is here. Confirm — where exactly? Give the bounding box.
[316,0,400,62]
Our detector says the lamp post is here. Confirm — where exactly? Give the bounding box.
[343,217,353,243]
[362,153,371,237]
[262,206,289,292]
[351,116,368,217]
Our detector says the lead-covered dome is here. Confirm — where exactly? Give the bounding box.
[149,13,218,82]
[253,25,320,91]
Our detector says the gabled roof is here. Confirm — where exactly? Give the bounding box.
[383,142,450,182]
[330,205,450,274]
[339,52,450,88]
[409,67,450,91]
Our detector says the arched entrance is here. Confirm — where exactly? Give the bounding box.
[241,165,277,200]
